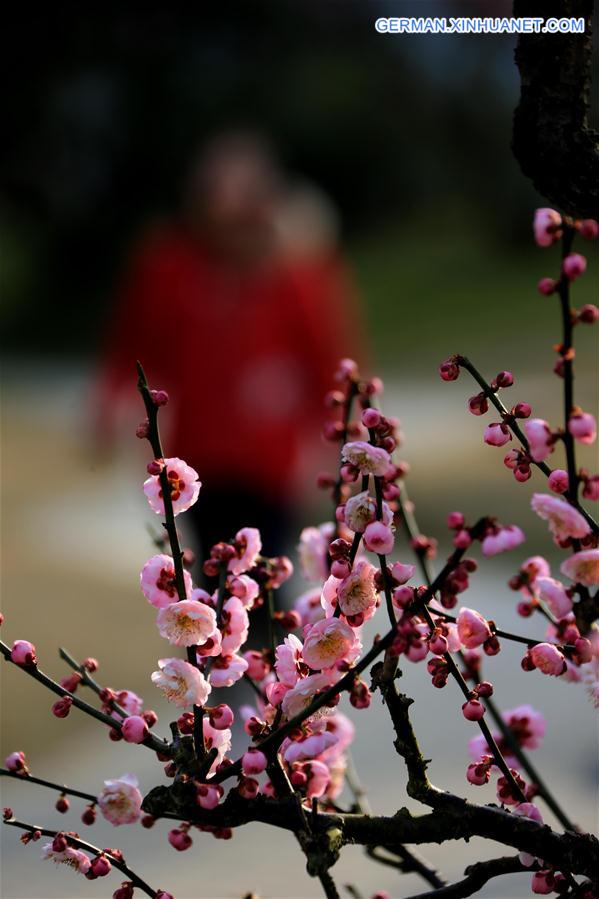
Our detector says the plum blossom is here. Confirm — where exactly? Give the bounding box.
[298,523,334,583]
[483,422,511,447]
[41,843,91,874]
[98,774,142,826]
[481,525,525,557]
[156,599,218,647]
[363,521,395,555]
[295,759,331,798]
[562,252,587,281]
[5,751,27,773]
[121,716,149,744]
[560,549,599,586]
[11,640,37,666]
[143,457,200,516]
[294,588,325,626]
[341,441,392,477]
[457,608,491,648]
[535,576,572,619]
[281,672,334,720]
[151,658,211,707]
[203,719,232,774]
[336,560,379,619]
[282,731,337,764]
[209,653,248,688]
[229,527,262,576]
[275,634,307,687]
[228,575,260,609]
[302,618,358,670]
[568,411,596,445]
[469,704,545,767]
[531,493,590,540]
[391,562,416,584]
[533,208,562,247]
[219,597,249,655]
[529,643,567,676]
[140,554,193,608]
[524,419,555,463]
[344,490,376,532]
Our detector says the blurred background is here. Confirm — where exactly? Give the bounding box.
[2,2,598,897]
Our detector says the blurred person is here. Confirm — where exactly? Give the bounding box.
[93,131,365,561]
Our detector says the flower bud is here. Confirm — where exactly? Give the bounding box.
[122,716,149,744]
[52,696,73,718]
[462,699,485,721]
[11,640,37,667]
[562,252,587,280]
[241,749,267,776]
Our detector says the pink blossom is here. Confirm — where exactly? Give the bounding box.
[363,521,395,555]
[531,871,556,894]
[41,843,91,874]
[195,629,222,659]
[560,549,599,587]
[168,829,192,851]
[196,783,222,810]
[241,748,267,775]
[524,419,555,462]
[302,760,331,798]
[294,588,325,626]
[533,208,562,247]
[140,554,193,608]
[481,525,525,557]
[275,634,307,687]
[114,689,144,717]
[143,457,200,516]
[344,490,376,532]
[156,599,218,647]
[457,608,491,649]
[344,490,392,533]
[208,704,234,730]
[537,277,557,296]
[337,560,379,618]
[462,699,485,721]
[228,575,260,608]
[209,653,248,688]
[469,704,545,767]
[302,618,357,670]
[298,523,334,583]
[520,555,551,586]
[341,441,392,477]
[391,562,416,584]
[535,577,572,619]
[281,672,334,720]
[266,680,289,707]
[5,751,27,773]
[568,411,596,444]
[562,252,587,280]
[243,650,270,681]
[548,469,569,494]
[151,658,211,707]
[11,640,37,666]
[98,774,142,826]
[202,719,232,772]
[531,493,590,540]
[219,597,249,655]
[282,731,337,764]
[483,422,511,447]
[121,716,149,744]
[529,643,567,676]
[229,527,262,575]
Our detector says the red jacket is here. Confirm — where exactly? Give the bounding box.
[95,224,364,498]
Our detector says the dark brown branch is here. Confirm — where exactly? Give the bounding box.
[0,640,170,757]
[1,769,97,804]
[3,816,158,897]
[512,0,599,219]
[402,855,527,899]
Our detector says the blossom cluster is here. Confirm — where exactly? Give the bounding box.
[1,209,598,898]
